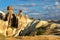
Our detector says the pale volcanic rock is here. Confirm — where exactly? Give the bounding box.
[7,27,13,36]
[0,20,8,36]
[36,20,49,28]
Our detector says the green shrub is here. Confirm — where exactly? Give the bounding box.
[37,27,46,35]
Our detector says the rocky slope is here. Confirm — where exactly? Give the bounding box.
[0,11,60,40]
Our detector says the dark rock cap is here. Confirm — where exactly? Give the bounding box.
[19,10,22,12]
[7,6,13,10]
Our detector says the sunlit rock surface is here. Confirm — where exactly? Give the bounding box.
[0,11,60,37]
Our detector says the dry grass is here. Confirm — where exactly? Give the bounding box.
[0,35,59,40]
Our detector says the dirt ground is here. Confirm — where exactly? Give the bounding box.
[1,35,59,40]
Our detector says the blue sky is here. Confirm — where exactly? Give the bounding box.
[0,0,60,20]
[0,0,55,13]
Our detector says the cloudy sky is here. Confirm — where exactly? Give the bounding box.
[0,0,60,20]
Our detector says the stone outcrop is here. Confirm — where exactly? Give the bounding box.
[0,11,5,20]
[0,10,60,37]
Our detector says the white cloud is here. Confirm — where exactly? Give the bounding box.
[16,3,39,7]
[28,13,40,15]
